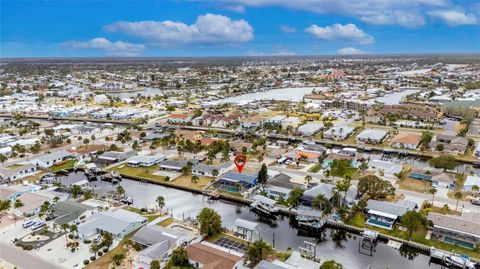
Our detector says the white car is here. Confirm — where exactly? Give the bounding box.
[22,220,35,229]
[31,221,45,231]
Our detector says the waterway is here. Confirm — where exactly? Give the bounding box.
[214,87,321,105]
[59,172,444,269]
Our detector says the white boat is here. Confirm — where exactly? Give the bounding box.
[430,247,477,269]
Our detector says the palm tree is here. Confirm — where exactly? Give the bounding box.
[335,180,351,206]
[472,185,479,193]
[454,191,463,210]
[89,241,99,258]
[61,223,70,243]
[429,188,437,204]
[14,199,24,209]
[156,196,165,212]
[69,224,78,237]
[304,175,312,187]
[116,185,125,198]
[111,253,125,266]
[53,196,60,203]
[312,194,328,210]
[70,185,81,199]
[358,161,368,176]
[323,169,330,181]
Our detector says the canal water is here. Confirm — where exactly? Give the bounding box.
[60,172,443,269]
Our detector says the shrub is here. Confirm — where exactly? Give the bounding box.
[98,251,103,256]
[90,256,96,261]
[83,260,89,265]
[83,239,91,244]
[103,247,109,253]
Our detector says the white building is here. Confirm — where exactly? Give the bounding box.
[298,122,323,136]
[323,126,354,141]
[78,209,147,239]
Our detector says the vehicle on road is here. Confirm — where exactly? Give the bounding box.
[31,221,45,231]
[22,220,35,229]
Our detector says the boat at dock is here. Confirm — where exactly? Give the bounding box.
[429,247,477,269]
[250,195,279,217]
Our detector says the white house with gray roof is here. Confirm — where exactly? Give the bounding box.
[356,129,388,144]
[31,150,72,168]
[127,154,167,167]
[365,199,417,230]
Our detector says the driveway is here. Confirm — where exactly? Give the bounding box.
[0,242,62,269]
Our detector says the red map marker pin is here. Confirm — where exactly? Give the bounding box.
[234,154,247,174]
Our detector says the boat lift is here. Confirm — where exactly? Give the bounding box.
[359,229,379,256]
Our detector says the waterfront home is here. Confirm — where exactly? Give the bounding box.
[254,251,322,269]
[131,224,191,267]
[282,116,301,129]
[216,171,258,191]
[464,175,480,192]
[390,133,422,149]
[0,163,37,182]
[241,115,264,129]
[323,125,354,141]
[32,150,72,168]
[429,133,468,154]
[186,242,244,269]
[167,113,192,124]
[67,144,108,158]
[192,162,232,177]
[367,159,402,180]
[174,129,204,141]
[428,212,480,249]
[0,186,49,217]
[365,199,417,230]
[356,129,388,144]
[265,115,286,125]
[96,150,136,164]
[298,122,323,136]
[282,148,321,163]
[49,200,94,225]
[140,132,171,142]
[127,154,167,167]
[264,173,301,199]
[408,168,455,189]
[300,183,359,207]
[77,208,147,240]
[158,159,199,172]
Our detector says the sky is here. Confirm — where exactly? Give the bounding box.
[1,0,480,57]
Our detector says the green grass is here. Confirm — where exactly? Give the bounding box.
[158,217,174,227]
[109,164,166,182]
[51,160,77,172]
[308,163,322,173]
[7,164,24,168]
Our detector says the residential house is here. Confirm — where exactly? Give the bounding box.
[167,114,192,124]
[32,150,72,168]
[282,148,321,163]
[464,175,480,192]
[356,129,388,144]
[429,133,469,154]
[301,183,358,208]
[428,212,480,249]
[282,117,301,129]
[0,163,37,182]
[67,144,108,158]
[158,159,199,172]
[367,159,402,180]
[390,133,422,149]
[174,129,204,141]
[186,242,244,269]
[127,155,167,167]
[365,199,417,230]
[192,162,232,177]
[323,126,354,141]
[216,171,258,191]
[95,150,136,165]
[78,208,147,239]
[298,122,323,136]
[241,115,264,129]
[264,173,301,199]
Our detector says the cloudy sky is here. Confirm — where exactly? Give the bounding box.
[1,0,480,57]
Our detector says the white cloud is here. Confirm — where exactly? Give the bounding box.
[280,25,296,33]
[337,47,366,55]
[61,37,145,56]
[225,4,246,13]
[104,13,253,45]
[225,0,452,27]
[245,49,296,56]
[428,10,478,25]
[305,23,374,45]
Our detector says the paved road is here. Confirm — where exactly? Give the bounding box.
[398,188,480,213]
[0,242,62,269]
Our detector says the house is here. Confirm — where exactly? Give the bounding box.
[365,199,417,230]
[216,171,258,190]
[0,163,37,182]
[390,133,422,149]
[254,251,321,269]
[282,148,321,163]
[174,129,204,141]
[0,186,50,217]
[298,122,323,136]
[323,126,354,141]
[241,115,264,129]
[265,115,286,125]
[282,117,301,129]
[367,159,402,179]
[356,129,388,144]
[131,225,191,267]
[141,132,171,142]
[464,175,480,192]
[49,200,94,225]
[264,173,301,199]
[429,133,469,154]
[96,150,136,164]
[167,114,192,124]
[301,183,358,208]
[158,159,199,171]
[428,212,480,249]
[67,144,108,158]
[192,162,232,177]
[77,208,147,239]
[32,150,72,168]
[186,242,244,269]
[127,154,167,167]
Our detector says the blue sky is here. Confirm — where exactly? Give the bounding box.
[1,0,480,57]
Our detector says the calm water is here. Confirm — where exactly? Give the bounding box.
[60,172,443,269]
[214,87,322,105]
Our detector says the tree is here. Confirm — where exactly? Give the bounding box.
[420,131,433,149]
[196,208,222,237]
[0,153,7,162]
[70,185,81,199]
[428,154,459,172]
[335,179,351,206]
[211,169,219,178]
[329,159,352,178]
[287,187,304,208]
[156,196,165,211]
[150,260,160,269]
[111,253,125,266]
[170,247,189,266]
[429,188,437,204]
[400,211,424,240]
[471,185,479,193]
[90,135,96,145]
[89,241,99,258]
[14,199,24,209]
[247,240,272,266]
[83,191,93,200]
[357,175,395,199]
[454,191,463,210]
[101,232,113,248]
[320,260,345,269]
[312,194,328,210]
[258,163,268,190]
[116,185,125,198]
[0,200,11,213]
[191,175,199,183]
[304,175,312,187]
[358,161,368,175]
[83,138,89,147]
[69,224,78,237]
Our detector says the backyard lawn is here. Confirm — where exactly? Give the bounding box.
[308,163,322,173]
[171,175,213,190]
[51,160,77,172]
[398,178,431,193]
[109,164,166,182]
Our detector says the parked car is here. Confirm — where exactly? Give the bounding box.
[22,220,35,229]
[31,221,45,231]
[470,198,480,206]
